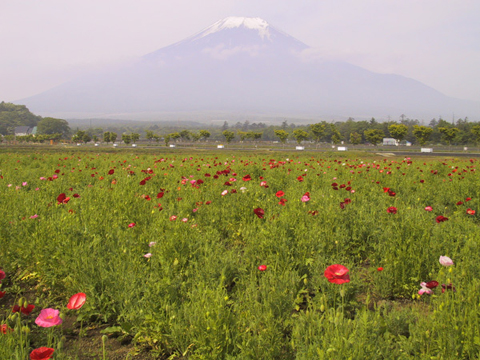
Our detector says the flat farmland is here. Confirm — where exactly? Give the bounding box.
[1,148,479,359]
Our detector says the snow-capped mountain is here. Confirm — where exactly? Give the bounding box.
[17,16,480,119]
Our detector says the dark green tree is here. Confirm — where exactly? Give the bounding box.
[37,117,70,138]
[388,124,408,143]
[350,132,362,146]
[364,129,385,146]
[310,123,326,146]
[130,133,140,144]
[412,125,433,146]
[222,130,235,144]
[122,134,131,145]
[292,129,309,144]
[274,130,289,147]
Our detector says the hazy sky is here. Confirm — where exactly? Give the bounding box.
[1,0,479,103]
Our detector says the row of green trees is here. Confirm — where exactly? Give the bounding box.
[66,122,480,147]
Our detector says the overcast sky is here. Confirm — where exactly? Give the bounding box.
[1,0,479,104]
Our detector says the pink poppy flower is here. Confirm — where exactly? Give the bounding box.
[221,190,228,196]
[424,206,433,211]
[182,218,188,222]
[301,195,310,202]
[418,282,433,295]
[35,308,63,327]
[144,253,152,258]
[439,256,454,267]
[169,215,177,221]
[148,242,156,247]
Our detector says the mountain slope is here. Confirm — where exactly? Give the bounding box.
[17,16,480,119]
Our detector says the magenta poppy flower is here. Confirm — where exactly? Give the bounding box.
[254,208,265,219]
[67,293,86,310]
[324,264,350,284]
[30,347,55,360]
[35,308,63,327]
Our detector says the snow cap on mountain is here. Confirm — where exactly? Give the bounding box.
[196,17,271,40]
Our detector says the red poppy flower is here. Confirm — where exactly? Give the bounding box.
[67,292,86,310]
[441,283,456,293]
[128,223,136,228]
[73,193,80,198]
[1,324,12,334]
[30,347,55,360]
[258,265,267,271]
[108,169,114,175]
[436,215,449,223]
[254,208,265,219]
[242,175,252,181]
[20,304,35,315]
[0,291,5,298]
[0,269,5,281]
[139,180,146,185]
[56,193,70,204]
[456,201,463,205]
[324,264,350,284]
[276,191,285,198]
[425,281,439,289]
[297,176,304,182]
[466,208,475,215]
[383,187,390,192]
[339,202,345,209]
[12,305,20,313]
[466,197,472,201]
[388,190,396,197]
[157,192,164,199]
[344,198,351,204]
[169,215,177,221]
[377,267,383,271]
[386,207,397,214]
[278,198,287,206]
[205,201,212,205]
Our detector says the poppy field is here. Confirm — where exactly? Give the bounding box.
[0,148,479,359]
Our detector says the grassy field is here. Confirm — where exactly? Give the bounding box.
[0,147,479,359]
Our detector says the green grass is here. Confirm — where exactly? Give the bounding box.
[0,148,479,359]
